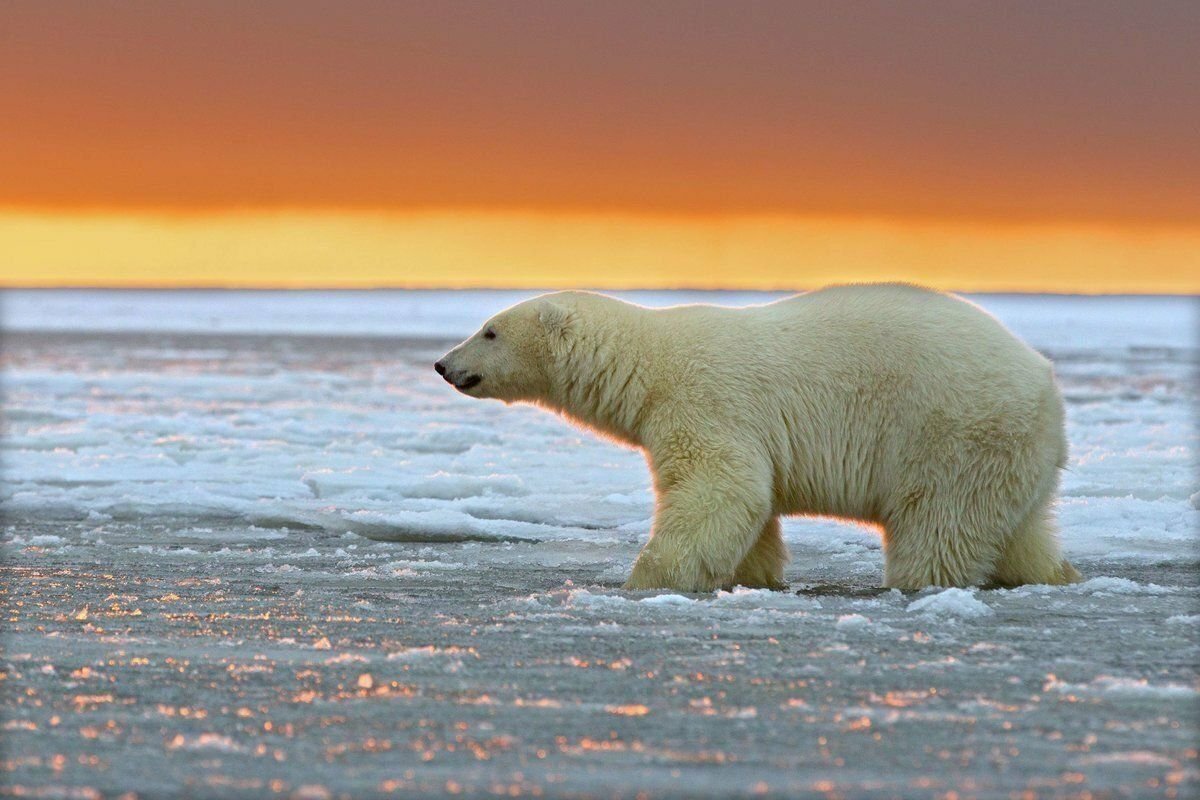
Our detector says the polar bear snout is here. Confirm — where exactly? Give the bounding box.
[434,360,483,393]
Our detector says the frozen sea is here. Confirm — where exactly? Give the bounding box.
[1,289,1197,799]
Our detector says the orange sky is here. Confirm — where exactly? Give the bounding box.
[2,2,1198,290]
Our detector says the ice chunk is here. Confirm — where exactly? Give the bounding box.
[639,593,695,606]
[906,588,993,618]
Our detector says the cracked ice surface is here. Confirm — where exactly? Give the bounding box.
[1,290,1197,798]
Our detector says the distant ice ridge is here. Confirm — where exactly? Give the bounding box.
[3,289,1196,350]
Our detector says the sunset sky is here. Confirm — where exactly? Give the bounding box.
[2,1,1197,291]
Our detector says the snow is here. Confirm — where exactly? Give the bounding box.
[1,290,1193,565]
[1,289,1196,798]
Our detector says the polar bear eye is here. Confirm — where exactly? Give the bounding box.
[483,328,497,340]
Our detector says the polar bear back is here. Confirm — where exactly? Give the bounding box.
[642,284,1064,522]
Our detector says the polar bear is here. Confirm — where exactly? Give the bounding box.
[435,284,1080,592]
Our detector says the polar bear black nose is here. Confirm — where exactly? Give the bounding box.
[434,361,446,376]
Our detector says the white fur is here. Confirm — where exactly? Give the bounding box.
[437,284,1081,592]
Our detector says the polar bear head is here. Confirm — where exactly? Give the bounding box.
[434,295,573,403]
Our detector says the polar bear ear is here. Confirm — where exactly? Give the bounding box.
[538,301,572,334]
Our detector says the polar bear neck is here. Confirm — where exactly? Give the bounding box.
[542,297,656,447]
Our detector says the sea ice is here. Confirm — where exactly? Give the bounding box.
[0,290,1195,798]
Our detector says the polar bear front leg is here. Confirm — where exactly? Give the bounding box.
[623,470,770,593]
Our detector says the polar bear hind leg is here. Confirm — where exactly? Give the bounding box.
[883,480,1080,590]
[988,497,1081,587]
[732,517,790,589]
[881,495,1009,590]
[883,390,1075,590]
